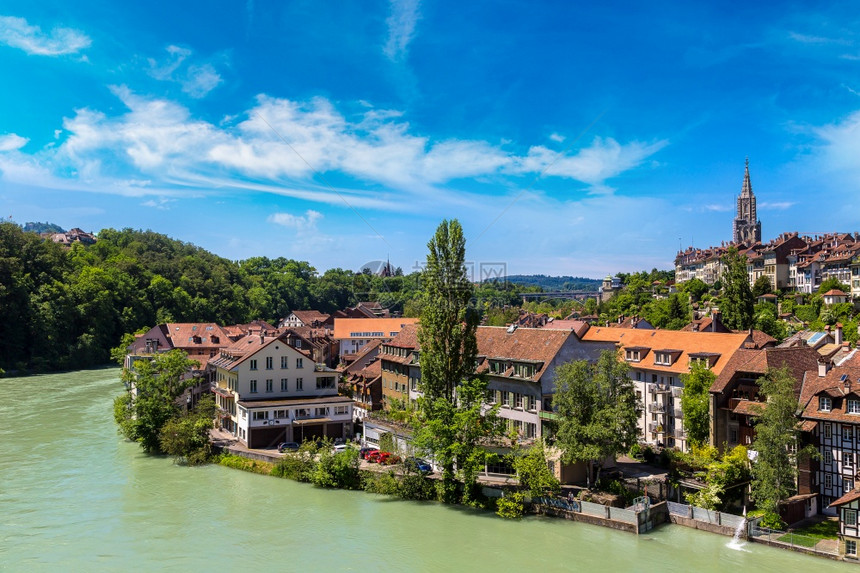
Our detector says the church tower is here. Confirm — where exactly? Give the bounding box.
[732,158,761,244]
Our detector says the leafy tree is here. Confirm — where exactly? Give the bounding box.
[114,349,200,453]
[414,219,501,504]
[819,277,849,294]
[159,395,216,465]
[554,350,639,486]
[680,361,714,448]
[720,247,754,330]
[752,275,773,298]
[754,302,788,341]
[681,278,709,301]
[312,448,361,489]
[750,367,816,522]
[511,440,560,497]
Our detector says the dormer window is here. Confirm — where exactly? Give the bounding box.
[625,350,641,362]
[848,399,860,415]
[654,351,679,366]
[819,396,832,412]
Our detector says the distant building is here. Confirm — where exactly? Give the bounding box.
[333,317,419,360]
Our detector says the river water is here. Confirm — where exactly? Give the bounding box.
[0,369,854,572]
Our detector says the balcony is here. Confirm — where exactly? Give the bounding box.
[539,411,559,421]
[671,387,683,398]
[650,383,671,394]
[673,408,683,418]
[648,422,665,434]
[647,403,667,413]
[674,429,686,439]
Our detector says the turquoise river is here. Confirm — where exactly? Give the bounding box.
[0,369,855,572]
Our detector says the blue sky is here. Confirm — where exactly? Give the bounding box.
[1,1,859,278]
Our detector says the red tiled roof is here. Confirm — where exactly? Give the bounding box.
[830,488,860,507]
[711,346,820,395]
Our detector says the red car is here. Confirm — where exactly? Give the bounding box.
[381,454,401,465]
[366,450,384,463]
[359,447,379,460]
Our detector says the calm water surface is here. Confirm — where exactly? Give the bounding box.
[0,369,855,572]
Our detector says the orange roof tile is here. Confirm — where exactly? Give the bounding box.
[333,317,419,340]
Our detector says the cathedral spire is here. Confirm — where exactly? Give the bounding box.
[741,156,753,197]
[733,158,761,244]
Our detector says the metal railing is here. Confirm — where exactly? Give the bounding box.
[648,403,667,413]
[648,423,665,433]
[749,522,839,556]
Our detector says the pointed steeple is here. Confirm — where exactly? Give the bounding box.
[741,156,753,197]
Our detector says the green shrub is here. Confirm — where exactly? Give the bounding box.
[312,448,361,489]
[398,473,437,501]
[272,441,320,482]
[362,470,400,495]
[219,454,274,475]
[629,444,643,459]
[496,491,526,519]
[760,511,786,530]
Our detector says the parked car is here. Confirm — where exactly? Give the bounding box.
[333,443,356,453]
[359,447,379,460]
[381,454,401,465]
[404,457,432,473]
[277,442,299,453]
[366,450,384,463]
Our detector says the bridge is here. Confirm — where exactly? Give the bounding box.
[518,291,599,303]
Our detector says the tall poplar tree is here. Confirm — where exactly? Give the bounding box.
[720,246,754,330]
[680,361,715,447]
[414,219,500,504]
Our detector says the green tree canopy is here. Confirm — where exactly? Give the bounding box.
[554,350,640,486]
[680,361,715,448]
[720,247,754,330]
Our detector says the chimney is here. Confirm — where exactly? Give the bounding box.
[836,323,843,345]
[819,360,830,378]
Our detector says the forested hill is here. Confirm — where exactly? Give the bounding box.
[0,223,524,372]
[503,275,601,291]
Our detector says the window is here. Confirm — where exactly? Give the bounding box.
[847,540,857,556]
[281,378,288,391]
[249,359,258,371]
[250,380,257,393]
[334,405,348,415]
[296,377,303,390]
[846,509,858,527]
[625,349,641,362]
[846,452,855,466]
[274,409,287,419]
[502,392,511,407]
[252,411,268,421]
[730,429,738,443]
[849,400,860,414]
[265,357,273,370]
[826,474,833,488]
[316,377,335,390]
[265,379,273,393]
[826,450,834,464]
[281,356,288,369]
[825,423,833,439]
[514,393,523,409]
[846,479,854,494]
[296,358,304,369]
[315,407,328,417]
[846,426,855,440]
[527,396,537,412]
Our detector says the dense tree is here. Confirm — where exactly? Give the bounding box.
[750,367,815,525]
[819,277,849,295]
[680,278,709,300]
[752,275,773,298]
[554,350,639,486]
[114,350,200,453]
[720,247,754,330]
[511,440,560,497]
[414,219,501,504]
[680,361,715,447]
[159,395,216,465]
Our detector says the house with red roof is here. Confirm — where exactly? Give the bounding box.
[209,331,351,448]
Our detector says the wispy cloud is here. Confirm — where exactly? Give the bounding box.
[0,133,28,151]
[704,203,731,212]
[0,88,666,213]
[759,201,795,210]
[383,0,421,61]
[787,31,849,45]
[147,45,222,98]
[549,133,565,143]
[0,15,90,56]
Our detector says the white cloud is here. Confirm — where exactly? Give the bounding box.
[0,133,28,151]
[810,109,860,175]
[147,45,222,98]
[0,16,90,56]
[383,0,421,61]
[704,204,731,212]
[0,89,667,215]
[268,209,323,230]
[549,133,565,143]
[511,136,668,190]
[759,201,796,210]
